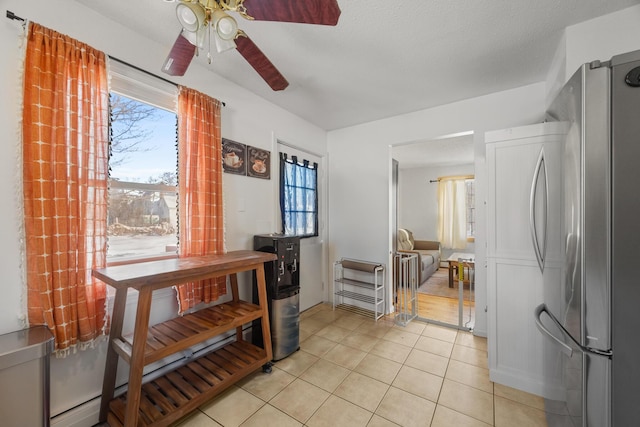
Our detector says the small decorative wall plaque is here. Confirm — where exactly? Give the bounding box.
[222,138,246,175]
[246,145,271,180]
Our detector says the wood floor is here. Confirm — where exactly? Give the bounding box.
[416,292,475,327]
[397,275,476,328]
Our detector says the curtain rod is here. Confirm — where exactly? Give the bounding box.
[430,174,474,183]
[110,56,178,89]
[6,10,25,22]
[109,57,226,108]
[277,139,323,158]
[5,10,226,107]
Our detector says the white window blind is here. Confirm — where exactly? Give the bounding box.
[108,58,177,112]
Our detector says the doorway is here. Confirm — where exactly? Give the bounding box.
[390,132,476,330]
[277,140,326,312]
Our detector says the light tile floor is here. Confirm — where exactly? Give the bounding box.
[174,303,548,427]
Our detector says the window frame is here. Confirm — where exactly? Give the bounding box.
[465,177,476,242]
[107,60,179,265]
[279,153,319,238]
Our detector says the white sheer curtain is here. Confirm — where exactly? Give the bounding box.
[437,178,468,249]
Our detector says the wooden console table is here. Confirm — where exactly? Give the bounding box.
[93,250,277,427]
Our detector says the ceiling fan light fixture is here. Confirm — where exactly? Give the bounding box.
[211,9,238,41]
[214,31,237,53]
[176,1,206,33]
[182,27,206,48]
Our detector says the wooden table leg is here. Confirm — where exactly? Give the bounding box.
[123,286,153,427]
[99,287,127,422]
[229,273,243,341]
[448,262,454,288]
[255,264,273,361]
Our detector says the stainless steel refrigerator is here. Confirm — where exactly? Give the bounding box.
[534,50,640,426]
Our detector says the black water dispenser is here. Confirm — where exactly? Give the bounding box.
[252,234,300,361]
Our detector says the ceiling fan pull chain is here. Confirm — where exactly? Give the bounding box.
[207,23,213,64]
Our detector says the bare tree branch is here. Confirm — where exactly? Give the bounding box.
[148,172,178,186]
[110,93,159,166]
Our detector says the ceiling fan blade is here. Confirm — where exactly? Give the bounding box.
[235,34,289,91]
[242,0,341,26]
[161,32,197,76]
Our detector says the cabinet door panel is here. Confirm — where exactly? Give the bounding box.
[489,141,540,259]
[487,137,563,262]
[488,258,564,398]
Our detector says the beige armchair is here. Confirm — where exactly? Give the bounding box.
[397,229,441,284]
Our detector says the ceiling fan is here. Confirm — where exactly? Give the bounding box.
[161,0,341,91]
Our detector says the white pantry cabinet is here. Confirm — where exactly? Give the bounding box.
[486,122,568,398]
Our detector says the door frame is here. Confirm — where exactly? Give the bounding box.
[388,131,477,330]
[274,136,328,310]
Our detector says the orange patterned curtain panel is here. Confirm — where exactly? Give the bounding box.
[22,22,109,354]
[176,86,225,313]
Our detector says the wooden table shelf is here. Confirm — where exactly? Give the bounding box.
[107,340,267,427]
[113,300,264,365]
[94,250,276,427]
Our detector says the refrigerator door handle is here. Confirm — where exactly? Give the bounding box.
[534,303,573,357]
[529,149,548,273]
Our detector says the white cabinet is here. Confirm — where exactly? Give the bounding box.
[486,122,568,398]
[486,125,565,262]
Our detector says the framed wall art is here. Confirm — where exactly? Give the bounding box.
[222,138,246,175]
[246,145,271,180]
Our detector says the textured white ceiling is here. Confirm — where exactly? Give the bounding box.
[393,133,474,170]
[76,0,639,130]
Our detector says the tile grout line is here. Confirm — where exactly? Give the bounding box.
[429,328,458,427]
[200,306,493,427]
[305,313,399,425]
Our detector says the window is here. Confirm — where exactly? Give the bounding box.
[280,153,318,237]
[107,61,179,262]
[465,178,475,241]
[437,175,473,249]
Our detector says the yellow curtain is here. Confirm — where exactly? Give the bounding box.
[437,178,468,249]
[176,86,226,313]
[23,22,109,354]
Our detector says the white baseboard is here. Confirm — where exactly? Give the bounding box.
[473,328,487,337]
[489,369,565,401]
[51,397,101,427]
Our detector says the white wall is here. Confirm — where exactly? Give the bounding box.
[565,4,640,82]
[545,3,640,105]
[0,0,326,423]
[327,82,548,337]
[398,163,474,244]
[545,31,567,110]
[327,1,640,340]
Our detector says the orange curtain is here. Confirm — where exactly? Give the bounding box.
[22,23,109,353]
[176,86,225,313]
